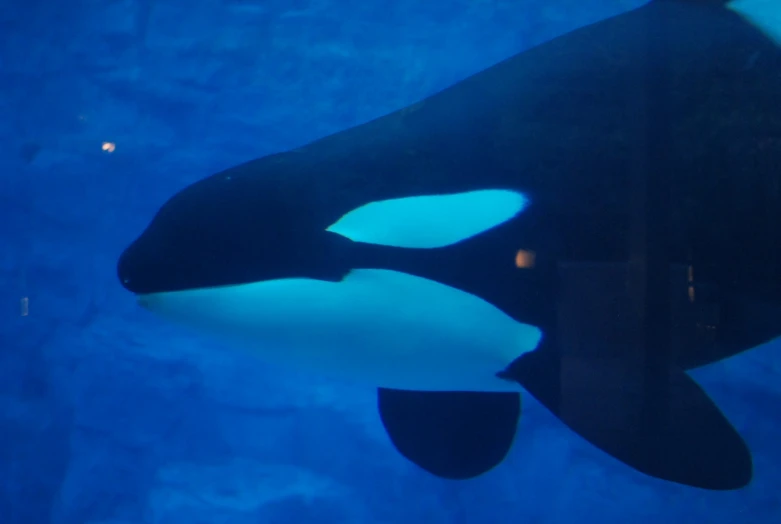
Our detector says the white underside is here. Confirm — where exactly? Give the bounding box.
[729,0,781,46]
[138,269,542,392]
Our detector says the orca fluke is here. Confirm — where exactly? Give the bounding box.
[378,388,521,480]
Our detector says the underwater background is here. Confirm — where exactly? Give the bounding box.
[2,0,780,522]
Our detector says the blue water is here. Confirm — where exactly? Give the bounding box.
[2,0,780,522]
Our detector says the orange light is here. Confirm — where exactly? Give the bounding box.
[102,141,116,153]
[687,265,695,302]
[515,249,536,269]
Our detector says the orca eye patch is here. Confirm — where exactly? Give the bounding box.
[326,189,530,249]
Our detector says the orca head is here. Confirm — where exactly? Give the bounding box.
[117,164,538,390]
[117,162,350,298]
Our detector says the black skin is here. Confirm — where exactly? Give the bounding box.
[118,0,780,490]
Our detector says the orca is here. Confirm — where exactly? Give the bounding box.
[117,0,781,491]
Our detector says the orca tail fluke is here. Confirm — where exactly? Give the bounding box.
[498,348,753,490]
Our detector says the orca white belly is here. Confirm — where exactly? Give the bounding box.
[138,268,542,392]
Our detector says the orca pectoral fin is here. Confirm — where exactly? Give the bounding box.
[377,388,521,479]
[499,350,752,490]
